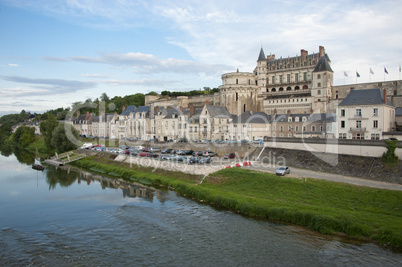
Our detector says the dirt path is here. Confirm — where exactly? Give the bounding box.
[246,163,402,191]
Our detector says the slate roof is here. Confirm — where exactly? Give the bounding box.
[339,88,393,106]
[206,105,231,118]
[134,106,150,117]
[189,108,203,123]
[120,105,136,116]
[257,47,266,61]
[163,107,181,119]
[313,56,333,72]
[396,108,402,116]
[307,113,336,123]
[232,111,271,124]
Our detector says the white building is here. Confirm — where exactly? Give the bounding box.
[337,88,395,140]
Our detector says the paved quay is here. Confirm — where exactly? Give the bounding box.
[112,153,402,191]
[247,163,402,191]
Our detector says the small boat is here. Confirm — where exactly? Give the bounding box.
[32,148,45,171]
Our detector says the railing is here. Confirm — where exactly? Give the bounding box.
[349,127,366,132]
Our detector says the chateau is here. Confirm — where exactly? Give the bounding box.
[70,46,402,141]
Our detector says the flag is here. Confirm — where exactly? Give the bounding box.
[384,67,388,74]
[344,71,348,77]
[370,68,374,75]
[356,71,360,78]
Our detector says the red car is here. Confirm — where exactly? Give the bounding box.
[139,152,147,157]
[223,153,235,159]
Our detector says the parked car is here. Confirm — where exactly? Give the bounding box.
[188,156,202,164]
[145,152,159,158]
[167,155,180,161]
[223,153,236,159]
[139,151,148,157]
[177,138,188,143]
[275,166,290,176]
[198,157,212,164]
[203,150,216,157]
[192,151,203,156]
[182,150,193,155]
[161,148,173,154]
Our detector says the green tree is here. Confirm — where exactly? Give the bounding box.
[12,126,35,147]
[100,92,110,102]
[51,123,79,153]
[382,140,399,164]
[40,115,59,148]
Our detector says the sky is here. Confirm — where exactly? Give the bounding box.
[1,0,402,116]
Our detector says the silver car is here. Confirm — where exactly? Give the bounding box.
[275,166,290,176]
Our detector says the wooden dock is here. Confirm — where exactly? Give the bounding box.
[44,151,86,166]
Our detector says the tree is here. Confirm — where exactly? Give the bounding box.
[146,91,158,96]
[100,92,110,102]
[40,115,59,148]
[12,126,35,147]
[51,123,79,153]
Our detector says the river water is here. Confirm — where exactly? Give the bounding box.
[0,152,401,266]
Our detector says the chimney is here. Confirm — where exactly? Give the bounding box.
[287,109,291,116]
[301,49,308,60]
[383,89,387,104]
[180,106,183,112]
[205,99,209,106]
[189,104,195,117]
[319,46,325,57]
[86,111,90,119]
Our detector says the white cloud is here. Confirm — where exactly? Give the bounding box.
[45,52,232,75]
[0,76,97,97]
[8,64,20,67]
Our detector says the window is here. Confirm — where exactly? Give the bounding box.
[288,117,292,122]
[295,126,299,131]
[303,72,307,81]
[295,73,299,83]
[317,83,321,87]
[287,74,291,83]
[341,121,345,128]
[318,89,321,95]
[371,134,380,140]
[373,108,378,116]
[288,126,292,131]
[356,109,361,117]
[352,133,364,140]
[317,74,321,79]
[339,133,347,139]
[356,120,361,129]
[303,126,306,132]
[280,126,284,132]
[302,117,307,122]
[236,92,239,101]
[295,117,299,122]
[373,120,378,128]
[279,75,283,83]
[340,109,345,117]
[311,126,316,132]
[273,126,276,131]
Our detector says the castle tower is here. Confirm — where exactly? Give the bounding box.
[311,54,334,113]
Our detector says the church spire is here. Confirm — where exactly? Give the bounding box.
[257,47,266,61]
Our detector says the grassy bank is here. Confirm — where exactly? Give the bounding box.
[71,155,402,252]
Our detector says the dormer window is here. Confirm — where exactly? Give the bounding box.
[288,117,292,122]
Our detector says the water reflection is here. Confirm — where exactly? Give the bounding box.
[46,165,166,203]
[0,145,35,165]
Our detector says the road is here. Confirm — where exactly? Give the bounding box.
[245,162,402,191]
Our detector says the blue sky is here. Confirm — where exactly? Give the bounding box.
[1,0,402,116]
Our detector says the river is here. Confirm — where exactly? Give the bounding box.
[0,152,401,266]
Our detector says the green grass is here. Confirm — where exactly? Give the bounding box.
[197,168,402,250]
[71,156,402,251]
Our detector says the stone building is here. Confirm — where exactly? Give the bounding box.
[337,88,395,140]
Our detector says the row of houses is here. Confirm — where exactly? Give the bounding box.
[69,88,400,141]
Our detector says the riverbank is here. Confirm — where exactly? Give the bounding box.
[71,154,402,252]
